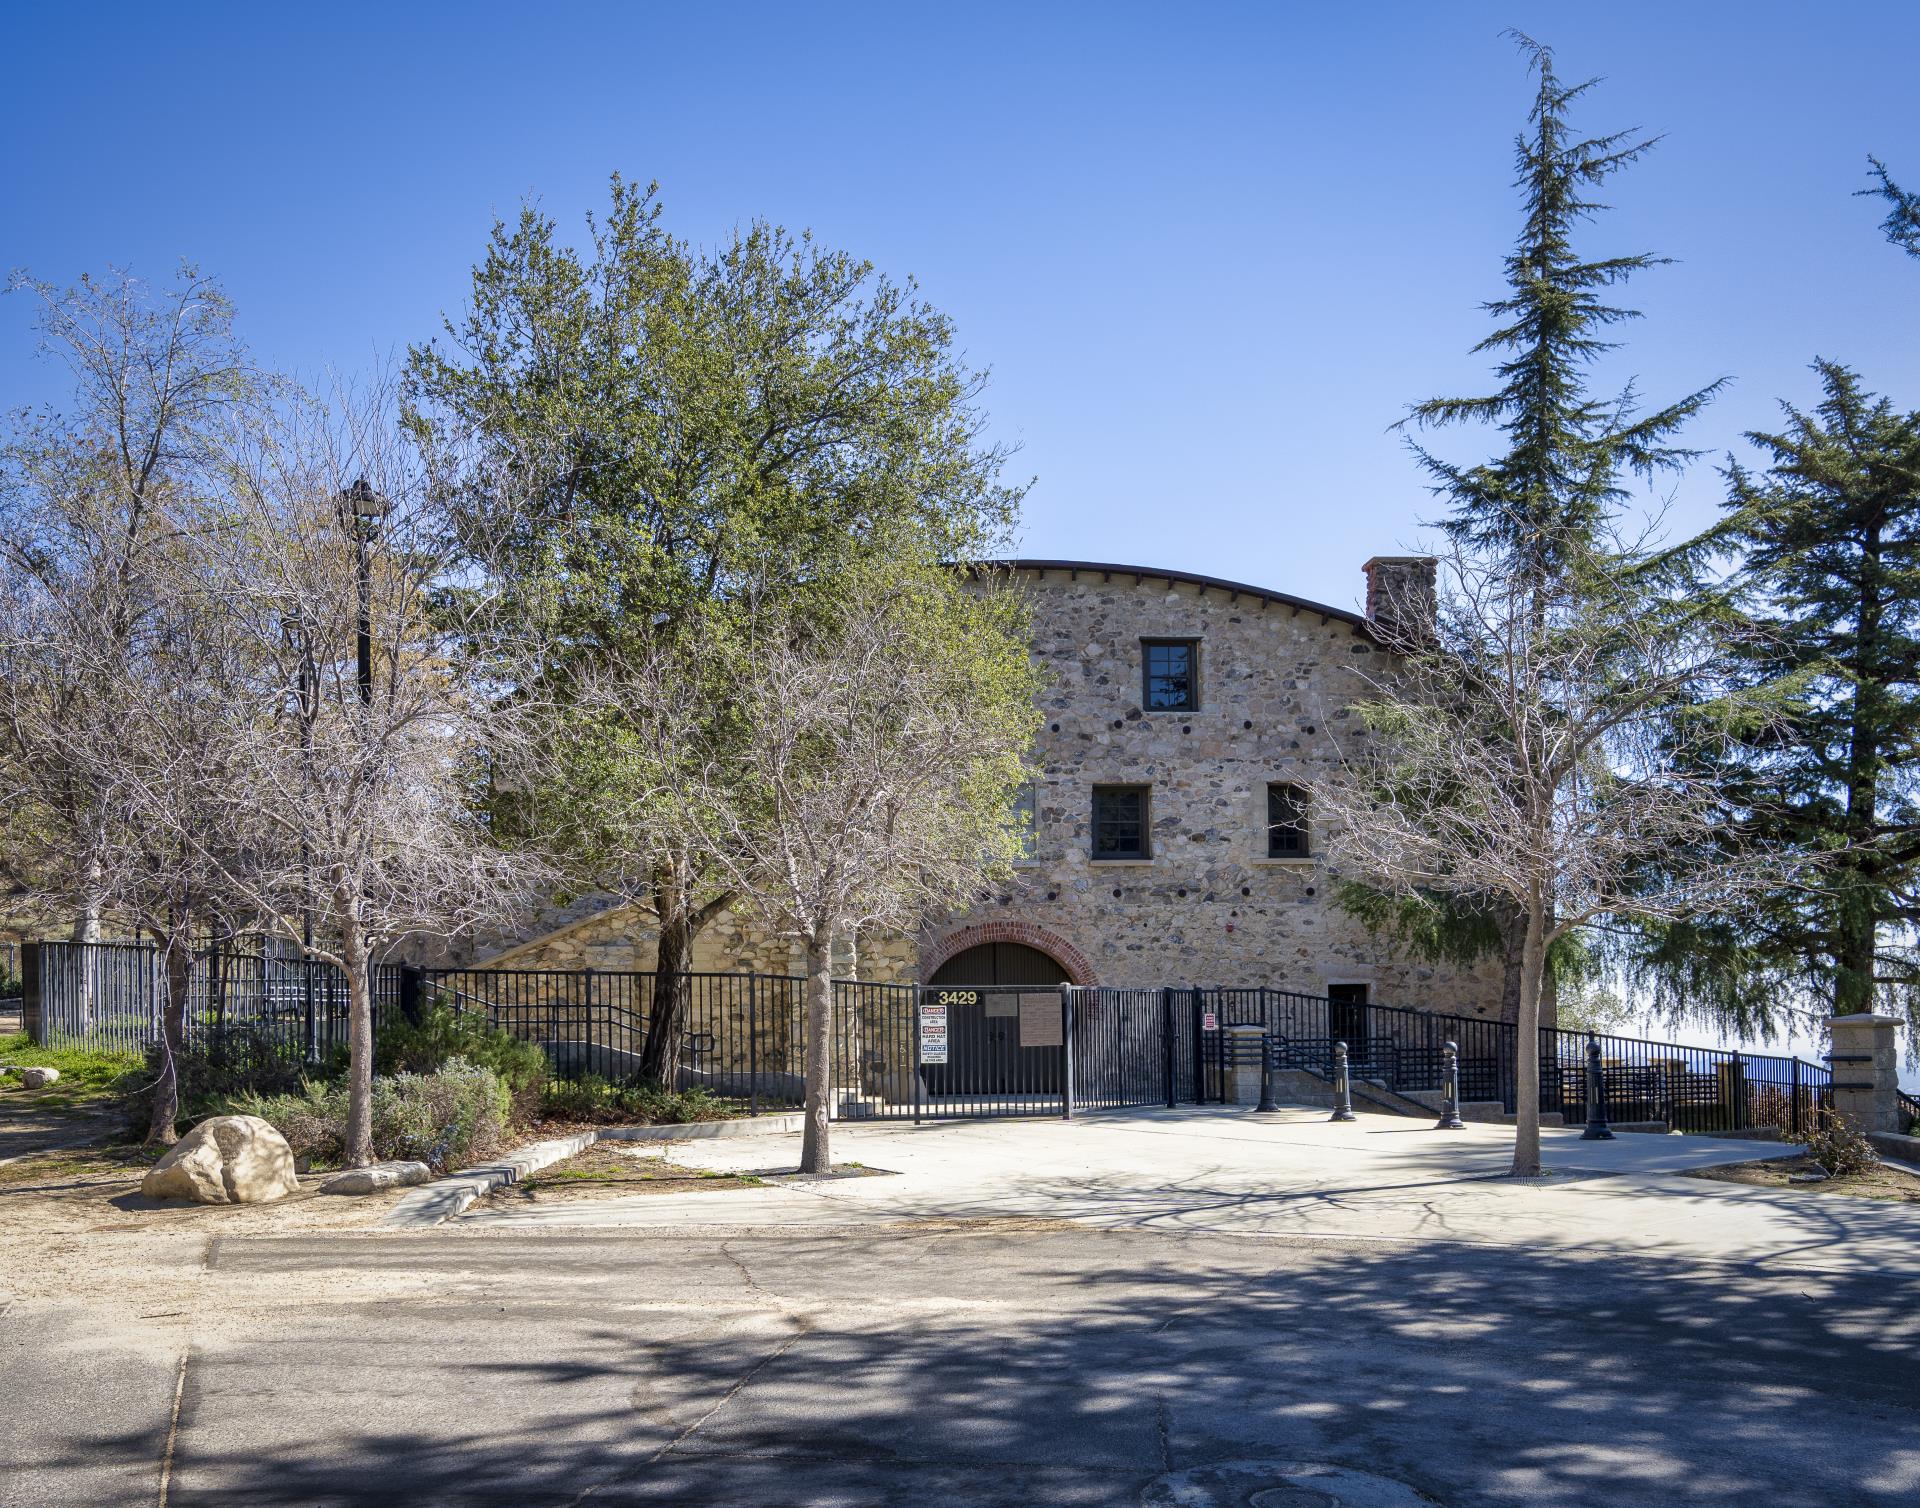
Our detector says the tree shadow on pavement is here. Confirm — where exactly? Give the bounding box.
[20,1221,1920,1507]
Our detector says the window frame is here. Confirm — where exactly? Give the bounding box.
[1091,783,1152,861]
[1266,781,1310,859]
[1140,637,1200,712]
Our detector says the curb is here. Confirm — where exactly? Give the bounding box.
[599,1112,804,1143]
[380,1114,805,1229]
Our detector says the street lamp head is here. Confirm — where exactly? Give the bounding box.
[342,478,388,527]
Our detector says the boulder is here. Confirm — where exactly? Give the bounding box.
[320,1160,432,1196]
[18,1067,61,1089]
[141,1115,300,1205]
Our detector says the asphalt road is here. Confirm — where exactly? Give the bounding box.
[6,1221,1915,1507]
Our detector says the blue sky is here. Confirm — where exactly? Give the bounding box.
[4,1,1917,618]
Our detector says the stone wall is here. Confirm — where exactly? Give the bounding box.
[467,561,1513,1024]
[483,900,918,985]
[913,564,1511,1018]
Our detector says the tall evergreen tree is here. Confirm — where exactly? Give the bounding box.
[1863,157,1920,259]
[1344,33,1720,1009]
[1635,364,1920,1031]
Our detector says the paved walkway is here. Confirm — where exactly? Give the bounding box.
[456,1105,1920,1274]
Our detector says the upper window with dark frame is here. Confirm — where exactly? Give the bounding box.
[1142,639,1198,711]
[1092,784,1150,860]
[1267,782,1309,858]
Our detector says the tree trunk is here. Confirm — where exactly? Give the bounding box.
[1511,893,1548,1178]
[638,887,696,1088]
[1499,906,1525,1024]
[342,924,375,1168]
[145,927,193,1146]
[799,928,833,1174]
[71,886,101,1030]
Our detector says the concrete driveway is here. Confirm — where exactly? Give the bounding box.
[6,1106,1919,1507]
[454,1106,1920,1276]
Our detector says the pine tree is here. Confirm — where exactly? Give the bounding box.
[1406,33,1723,582]
[1637,365,1920,1031]
[1344,33,1720,1009]
[1862,157,1920,259]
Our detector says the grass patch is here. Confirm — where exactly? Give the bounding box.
[487,1141,767,1204]
[0,1031,145,1116]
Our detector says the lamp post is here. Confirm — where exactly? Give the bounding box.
[342,479,386,708]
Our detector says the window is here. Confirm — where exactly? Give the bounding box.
[1092,784,1150,859]
[1011,781,1038,861]
[1142,639,1198,710]
[1267,782,1309,858]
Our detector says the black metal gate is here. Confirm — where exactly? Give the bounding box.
[830,983,1172,1121]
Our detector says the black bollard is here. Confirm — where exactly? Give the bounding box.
[1434,1039,1466,1130]
[1329,1040,1357,1122]
[1255,1032,1280,1114]
[1581,1032,1615,1141]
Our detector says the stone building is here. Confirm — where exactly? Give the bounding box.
[476,556,1511,1027]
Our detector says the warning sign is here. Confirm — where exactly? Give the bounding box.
[1201,1011,1219,1031]
[918,997,949,1064]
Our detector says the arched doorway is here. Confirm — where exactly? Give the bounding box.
[928,941,1069,988]
[924,941,1071,1096]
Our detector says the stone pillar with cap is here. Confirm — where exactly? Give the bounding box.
[1826,1013,1903,1133]
[1226,1024,1266,1105]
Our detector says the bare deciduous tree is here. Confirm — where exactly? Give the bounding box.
[0,267,264,1136]
[1310,541,1795,1176]
[594,559,1040,1172]
[144,384,552,1166]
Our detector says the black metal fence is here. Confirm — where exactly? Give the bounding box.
[1187,984,1830,1136]
[24,939,359,1061]
[415,967,810,1111]
[18,938,1837,1131]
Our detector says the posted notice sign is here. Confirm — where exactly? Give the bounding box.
[918,995,952,1064]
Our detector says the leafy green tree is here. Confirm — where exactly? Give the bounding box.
[600,554,1041,1172]
[1636,364,1920,1031]
[1343,34,1721,1016]
[406,178,1022,1084]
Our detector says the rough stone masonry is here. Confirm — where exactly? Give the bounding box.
[466,558,1511,1024]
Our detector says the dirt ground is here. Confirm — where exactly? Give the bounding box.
[478,1139,768,1207]
[1683,1152,1920,1203]
[0,1140,414,1237]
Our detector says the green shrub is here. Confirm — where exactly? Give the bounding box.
[146,1024,323,1119]
[1800,1111,1880,1178]
[234,1059,512,1173]
[539,1074,742,1126]
[376,1002,546,1115]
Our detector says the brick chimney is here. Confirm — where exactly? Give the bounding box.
[1362,556,1437,645]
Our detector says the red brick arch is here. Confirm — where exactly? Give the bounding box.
[920,921,1099,986]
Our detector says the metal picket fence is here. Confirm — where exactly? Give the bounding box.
[18,937,1840,1131]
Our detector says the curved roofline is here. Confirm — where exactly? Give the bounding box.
[975,559,1371,631]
